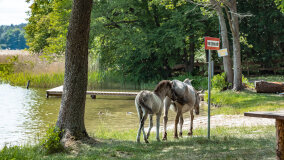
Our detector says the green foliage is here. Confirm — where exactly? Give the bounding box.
[212,72,229,91]
[0,24,28,49]
[25,0,71,60]
[39,125,64,154]
[242,75,254,89]
[239,0,284,68]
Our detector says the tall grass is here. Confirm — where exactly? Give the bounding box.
[0,72,64,88]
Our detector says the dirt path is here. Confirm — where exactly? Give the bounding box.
[163,112,283,131]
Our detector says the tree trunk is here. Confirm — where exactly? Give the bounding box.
[255,81,284,93]
[56,0,93,142]
[230,0,242,91]
[212,0,233,84]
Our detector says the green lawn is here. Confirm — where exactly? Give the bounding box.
[205,89,284,115]
[0,125,276,160]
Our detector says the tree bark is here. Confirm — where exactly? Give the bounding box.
[56,0,93,141]
[255,81,284,93]
[231,4,242,91]
[211,0,233,84]
[224,0,242,91]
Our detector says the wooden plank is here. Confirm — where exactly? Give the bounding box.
[46,86,138,97]
[244,112,284,120]
[276,119,284,160]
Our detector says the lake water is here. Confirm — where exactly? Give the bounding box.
[0,83,205,148]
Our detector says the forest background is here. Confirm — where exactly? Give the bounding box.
[0,0,283,88]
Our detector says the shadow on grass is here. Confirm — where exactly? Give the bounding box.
[76,135,275,160]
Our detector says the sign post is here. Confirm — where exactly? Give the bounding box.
[204,37,220,139]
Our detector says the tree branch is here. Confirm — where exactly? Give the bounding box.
[224,5,235,36]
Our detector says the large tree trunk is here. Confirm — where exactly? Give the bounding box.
[231,1,242,91]
[211,0,233,84]
[222,0,242,91]
[56,0,93,142]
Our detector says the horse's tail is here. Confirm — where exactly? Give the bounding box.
[136,91,153,114]
[135,98,143,121]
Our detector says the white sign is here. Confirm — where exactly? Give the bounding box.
[217,48,228,57]
[207,40,219,48]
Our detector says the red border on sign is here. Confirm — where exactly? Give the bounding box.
[205,37,220,50]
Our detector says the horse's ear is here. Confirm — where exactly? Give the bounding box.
[170,81,174,87]
[197,90,203,94]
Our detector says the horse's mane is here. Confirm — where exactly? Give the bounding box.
[154,80,171,93]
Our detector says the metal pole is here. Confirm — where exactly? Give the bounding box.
[208,50,211,139]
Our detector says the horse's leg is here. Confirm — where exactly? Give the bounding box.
[179,113,184,138]
[146,115,153,139]
[188,110,194,136]
[136,112,148,143]
[163,97,171,141]
[174,110,181,139]
[156,113,161,142]
[141,113,149,143]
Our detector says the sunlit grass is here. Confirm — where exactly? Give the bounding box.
[0,125,276,159]
[205,89,284,115]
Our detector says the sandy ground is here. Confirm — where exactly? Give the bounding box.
[159,111,283,132]
[178,114,275,130]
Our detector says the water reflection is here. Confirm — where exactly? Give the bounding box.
[0,83,205,148]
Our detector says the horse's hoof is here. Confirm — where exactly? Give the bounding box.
[146,134,150,139]
[187,132,193,136]
[162,137,167,141]
[179,132,183,138]
[174,135,179,139]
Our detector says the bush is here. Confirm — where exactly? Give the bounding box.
[242,75,254,89]
[212,72,230,91]
[39,125,64,154]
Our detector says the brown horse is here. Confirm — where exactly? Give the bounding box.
[163,79,200,140]
[135,80,176,143]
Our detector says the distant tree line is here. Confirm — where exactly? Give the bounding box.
[0,24,28,50]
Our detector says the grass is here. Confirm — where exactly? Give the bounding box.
[0,125,276,160]
[248,75,284,82]
[205,89,284,115]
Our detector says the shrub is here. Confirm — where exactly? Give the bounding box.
[212,72,230,91]
[39,125,64,154]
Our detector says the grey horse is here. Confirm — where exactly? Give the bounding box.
[135,80,176,143]
[163,79,200,140]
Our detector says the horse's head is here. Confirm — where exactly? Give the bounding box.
[166,81,177,101]
[155,80,177,100]
[194,91,201,115]
[183,78,193,86]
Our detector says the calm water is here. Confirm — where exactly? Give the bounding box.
[0,83,205,148]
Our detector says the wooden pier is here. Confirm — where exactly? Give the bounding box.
[46,86,139,99]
